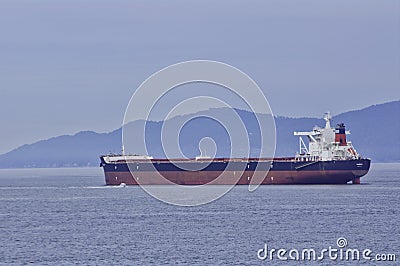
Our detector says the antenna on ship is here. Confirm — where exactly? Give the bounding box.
[323,112,332,129]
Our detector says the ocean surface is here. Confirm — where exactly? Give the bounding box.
[0,163,399,265]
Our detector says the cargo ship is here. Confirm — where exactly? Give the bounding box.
[100,113,370,185]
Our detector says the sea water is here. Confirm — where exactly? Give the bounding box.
[0,164,398,265]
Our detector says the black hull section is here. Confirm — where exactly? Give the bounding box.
[100,158,371,185]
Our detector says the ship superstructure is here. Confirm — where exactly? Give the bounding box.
[294,113,359,161]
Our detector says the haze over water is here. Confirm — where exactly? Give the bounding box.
[0,164,398,265]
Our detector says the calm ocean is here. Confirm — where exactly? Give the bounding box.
[0,163,398,265]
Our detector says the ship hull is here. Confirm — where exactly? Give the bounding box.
[100,158,370,185]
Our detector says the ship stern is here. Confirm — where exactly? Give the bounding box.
[351,158,371,184]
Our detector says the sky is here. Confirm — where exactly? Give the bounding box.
[0,0,399,154]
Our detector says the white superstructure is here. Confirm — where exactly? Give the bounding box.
[294,112,359,161]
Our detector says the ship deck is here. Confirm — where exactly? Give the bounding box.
[101,156,298,164]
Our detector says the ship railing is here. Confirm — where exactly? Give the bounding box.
[294,155,321,162]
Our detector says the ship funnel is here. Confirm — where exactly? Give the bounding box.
[335,123,347,146]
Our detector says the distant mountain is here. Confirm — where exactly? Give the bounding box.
[334,101,400,163]
[0,101,398,168]
[0,130,121,168]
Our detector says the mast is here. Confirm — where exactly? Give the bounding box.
[323,112,332,129]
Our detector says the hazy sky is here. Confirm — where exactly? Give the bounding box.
[0,0,399,154]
